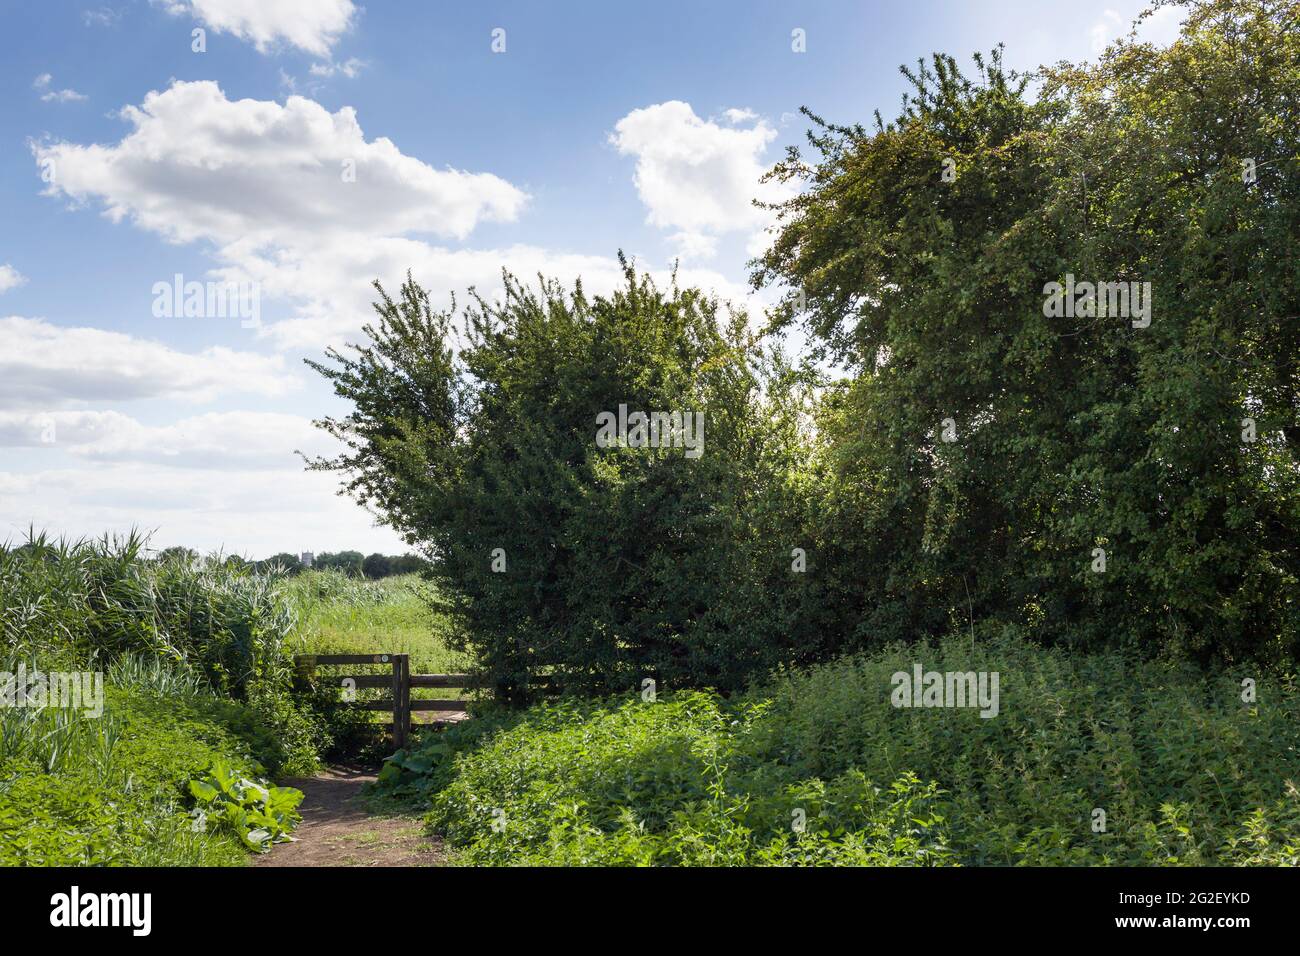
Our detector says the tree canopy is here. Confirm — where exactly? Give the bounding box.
[753,0,1299,665]
[311,0,1298,690]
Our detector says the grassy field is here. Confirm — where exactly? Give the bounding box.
[288,572,463,670]
[286,571,472,713]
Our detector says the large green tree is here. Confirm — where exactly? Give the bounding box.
[754,0,1299,664]
[308,262,814,693]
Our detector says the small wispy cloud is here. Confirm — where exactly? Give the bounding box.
[83,6,122,27]
[34,73,87,103]
[280,57,365,97]
[0,264,27,293]
[309,56,366,79]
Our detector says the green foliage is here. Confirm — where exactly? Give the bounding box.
[308,263,817,694]
[0,534,323,865]
[753,0,1300,664]
[155,546,199,565]
[187,758,304,853]
[0,532,322,774]
[107,651,212,698]
[2,532,286,694]
[0,694,123,776]
[314,550,366,576]
[382,691,956,866]
[256,552,305,575]
[246,552,423,578]
[0,688,291,866]
[376,633,1300,866]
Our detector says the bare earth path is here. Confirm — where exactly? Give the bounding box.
[254,766,445,867]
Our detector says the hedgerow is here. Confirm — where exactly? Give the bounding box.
[377,631,1300,866]
[311,0,1299,695]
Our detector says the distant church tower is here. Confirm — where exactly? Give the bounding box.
[300,552,314,568]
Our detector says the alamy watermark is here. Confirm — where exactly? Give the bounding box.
[595,404,704,458]
[1042,274,1152,328]
[152,274,261,328]
[50,886,150,936]
[1,664,104,717]
[890,663,999,718]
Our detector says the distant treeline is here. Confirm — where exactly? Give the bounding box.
[151,547,426,578]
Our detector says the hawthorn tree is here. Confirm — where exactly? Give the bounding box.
[307,263,814,694]
[754,0,1299,664]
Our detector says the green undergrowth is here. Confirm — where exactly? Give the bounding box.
[0,684,299,866]
[376,632,1300,866]
[0,540,470,866]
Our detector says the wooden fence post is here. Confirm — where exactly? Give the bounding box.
[293,655,317,691]
[392,654,410,750]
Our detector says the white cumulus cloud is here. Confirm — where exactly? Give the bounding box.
[154,0,357,57]
[0,463,404,556]
[0,409,334,470]
[610,101,794,261]
[29,85,768,355]
[0,316,296,410]
[32,81,527,249]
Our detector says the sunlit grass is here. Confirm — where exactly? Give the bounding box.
[287,571,471,712]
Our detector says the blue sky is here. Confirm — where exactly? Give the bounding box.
[0,0,1185,557]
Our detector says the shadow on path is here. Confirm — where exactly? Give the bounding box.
[254,765,444,867]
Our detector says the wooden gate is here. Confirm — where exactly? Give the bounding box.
[293,654,482,749]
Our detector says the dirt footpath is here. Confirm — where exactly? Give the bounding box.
[254,766,444,867]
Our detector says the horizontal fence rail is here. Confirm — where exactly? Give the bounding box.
[293,653,483,749]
